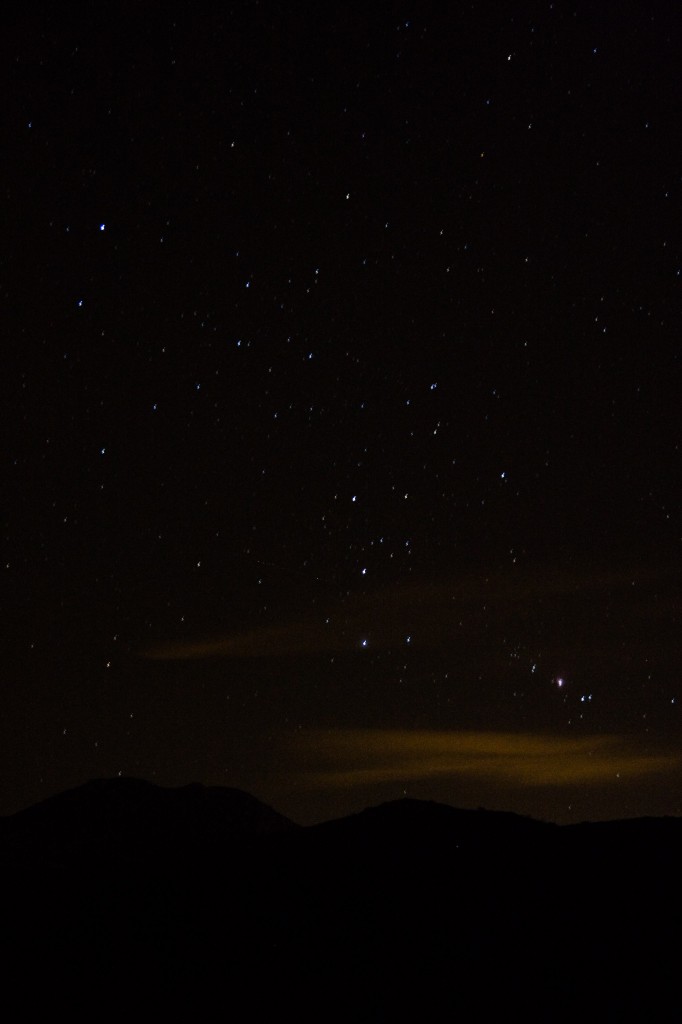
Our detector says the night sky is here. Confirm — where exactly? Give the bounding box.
[3,2,680,825]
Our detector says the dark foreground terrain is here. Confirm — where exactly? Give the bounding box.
[2,779,680,1019]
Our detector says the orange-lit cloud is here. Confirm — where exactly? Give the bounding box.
[143,620,351,660]
[289,729,677,789]
[142,562,676,662]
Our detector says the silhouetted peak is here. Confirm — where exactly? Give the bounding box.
[310,797,556,848]
[0,777,298,867]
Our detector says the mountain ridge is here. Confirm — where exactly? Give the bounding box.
[2,776,681,866]
[1,777,680,1017]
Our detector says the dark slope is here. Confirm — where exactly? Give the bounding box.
[1,780,680,1019]
[0,777,297,866]
[309,796,558,845]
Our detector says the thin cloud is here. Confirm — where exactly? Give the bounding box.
[141,563,677,661]
[143,621,349,660]
[290,729,678,789]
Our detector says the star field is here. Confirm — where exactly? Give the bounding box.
[2,2,680,824]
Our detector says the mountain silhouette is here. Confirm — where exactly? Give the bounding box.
[0,777,297,867]
[309,796,558,844]
[1,779,680,1019]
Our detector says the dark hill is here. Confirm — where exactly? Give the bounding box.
[1,780,680,1019]
[309,796,558,845]
[0,777,297,867]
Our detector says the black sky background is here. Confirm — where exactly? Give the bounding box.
[2,1,680,824]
